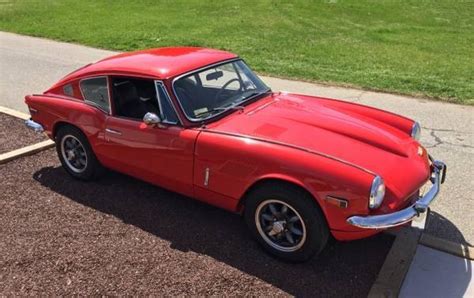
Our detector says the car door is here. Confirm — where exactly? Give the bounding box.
[99,78,198,198]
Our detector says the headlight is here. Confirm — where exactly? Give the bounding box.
[411,121,421,141]
[369,176,385,209]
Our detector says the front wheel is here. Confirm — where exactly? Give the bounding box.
[244,183,329,262]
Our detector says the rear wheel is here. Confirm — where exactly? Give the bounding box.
[244,182,329,262]
[56,125,104,180]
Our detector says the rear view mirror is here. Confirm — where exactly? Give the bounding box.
[206,70,223,81]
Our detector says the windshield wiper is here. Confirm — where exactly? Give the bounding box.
[194,89,271,118]
[240,89,272,102]
[212,105,245,112]
[194,105,244,117]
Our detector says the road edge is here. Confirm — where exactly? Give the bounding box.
[368,227,421,298]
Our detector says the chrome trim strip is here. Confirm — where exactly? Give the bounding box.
[199,129,378,176]
[79,76,112,115]
[204,167,210,187]
[246,98,278,115]
[25,119,44,133]
[105,128,122,135]
[411,121,421,140]
[171,57,242,123]
[33,93,85,104]
[347,160,446,229]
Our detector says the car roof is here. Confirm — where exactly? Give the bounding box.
[51,47,238,86]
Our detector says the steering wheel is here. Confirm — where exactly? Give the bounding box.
[213,78,243,106]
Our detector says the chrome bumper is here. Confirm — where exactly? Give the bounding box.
[347,160,446,229]
[25,119,44,133]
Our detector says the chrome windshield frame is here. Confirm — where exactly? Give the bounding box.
[154,80,183,126]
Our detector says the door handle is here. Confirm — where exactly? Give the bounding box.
[105,128,122,135]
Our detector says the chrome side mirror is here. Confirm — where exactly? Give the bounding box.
[143,112,162,127]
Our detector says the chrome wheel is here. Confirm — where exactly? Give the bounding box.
[61,134,87,173]
[255,199,307,252]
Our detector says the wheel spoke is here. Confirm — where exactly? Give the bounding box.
[285,231,295,244]
[281,205,288,215]
[261,213,273,221]
[268,203,278,216]
[288,216,299,223]
[290,226,303,236]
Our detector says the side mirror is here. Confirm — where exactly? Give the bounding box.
[143,112,162,127]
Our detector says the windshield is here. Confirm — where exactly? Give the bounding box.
[173,60,270,121]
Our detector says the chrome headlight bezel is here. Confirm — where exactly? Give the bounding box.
[411,121,421,141]
[369,176,385,209]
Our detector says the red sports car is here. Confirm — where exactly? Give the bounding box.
[25,47,446,261]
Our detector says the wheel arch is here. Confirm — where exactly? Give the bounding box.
[52,120,76,139]
[237,175,327,218]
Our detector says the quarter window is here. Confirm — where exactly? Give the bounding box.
[156,82,179,124]
[63,84,74,97]
[80,77,110,113]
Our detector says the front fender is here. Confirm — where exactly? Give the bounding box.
[194,131,374,231]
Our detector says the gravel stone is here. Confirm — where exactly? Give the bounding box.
[0,113,47,154]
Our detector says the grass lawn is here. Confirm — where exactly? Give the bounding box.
[1,0,472,104]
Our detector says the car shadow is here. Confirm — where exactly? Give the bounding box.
[33,166,394,296]
[426,211,472,247]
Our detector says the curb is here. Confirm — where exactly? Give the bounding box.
[369,227,473,298]
[0,106,30,120]
[368,227,421,298]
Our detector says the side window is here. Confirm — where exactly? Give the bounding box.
[63,84,74,97]
[156,82,179,124]
[111,77,161,120]
[80,77,110,113]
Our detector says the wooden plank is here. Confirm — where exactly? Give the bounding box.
[0,106,30,120]
[0,140,55,164]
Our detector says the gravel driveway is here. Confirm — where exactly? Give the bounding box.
[1,148,393,296]
[0,113,46,154]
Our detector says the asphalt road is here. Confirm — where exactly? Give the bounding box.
[1,31,473,245]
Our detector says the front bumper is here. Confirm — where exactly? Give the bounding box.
[25,119,44,133]
[347,160,446,229]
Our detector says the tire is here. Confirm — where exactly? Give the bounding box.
[55,125,104,181]
[244,182,329,262]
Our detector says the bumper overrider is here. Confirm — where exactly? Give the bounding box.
[347,159,447,229]
[25,119,44,133]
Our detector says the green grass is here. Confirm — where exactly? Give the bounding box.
[1,0,473,104]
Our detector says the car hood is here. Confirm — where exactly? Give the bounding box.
[207,92,430,203]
